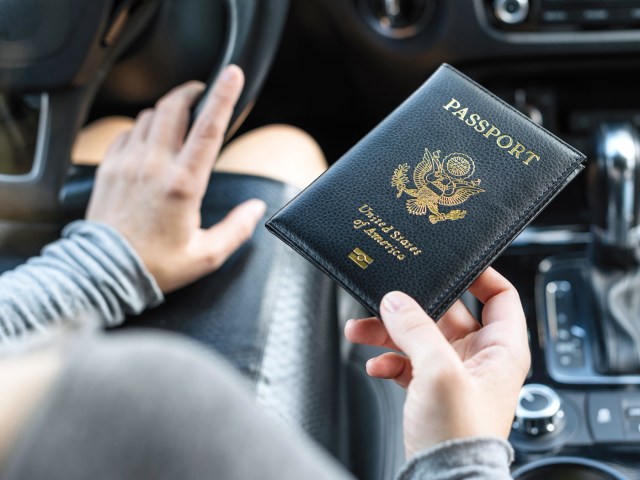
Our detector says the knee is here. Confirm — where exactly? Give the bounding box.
[216,124,328,189]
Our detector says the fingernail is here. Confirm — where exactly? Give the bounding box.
[222,65,239,83]
[381,291,411,313]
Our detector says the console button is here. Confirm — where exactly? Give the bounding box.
[588,393,624,443]
[555,333,585,368]
[581,8,609,23]
[541,10,570,24]
[626,406,640,418]
[620,395,640,441]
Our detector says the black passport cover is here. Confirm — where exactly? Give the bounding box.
[266,64,585,319]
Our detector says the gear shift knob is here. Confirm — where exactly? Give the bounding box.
[590,123,640,267]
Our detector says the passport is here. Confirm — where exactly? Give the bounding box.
[265,64,585,319]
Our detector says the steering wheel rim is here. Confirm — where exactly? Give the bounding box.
[0,0,289,225]
[192,0,237,123]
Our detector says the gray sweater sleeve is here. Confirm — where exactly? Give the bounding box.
[0,332,356,480]
[397,437,514,480]
[0,220,163,342]
[1,333,514,480]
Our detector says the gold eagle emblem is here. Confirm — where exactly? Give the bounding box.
[391,147,484,224]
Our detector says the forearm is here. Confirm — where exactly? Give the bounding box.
[396,437,514,480]
[0,221,163,343]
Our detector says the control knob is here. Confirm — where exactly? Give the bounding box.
[512,384,565,436]
[493,0,529,25]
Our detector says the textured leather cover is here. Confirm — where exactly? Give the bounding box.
[266,64,586,319]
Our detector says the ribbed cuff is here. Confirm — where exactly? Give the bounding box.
[396,437,514,480]
[61,220,164,325]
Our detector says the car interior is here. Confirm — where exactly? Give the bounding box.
[2,0,640,478]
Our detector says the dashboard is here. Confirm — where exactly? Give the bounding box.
[250,0,640,229]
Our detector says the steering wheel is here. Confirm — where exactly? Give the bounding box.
[0,0,289,224]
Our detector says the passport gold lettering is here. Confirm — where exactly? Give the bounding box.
[443,97,541,166]
[483,125,501,140]
[452,107,468,120]
[465,113,480,127]
[354,204,424,261]
[443,98,460,111]
[363,228,405,260]
[389,230,422,254]
[523,151,541,165]
[475,119,490,133]
[508,143,526,158]
[353,219,370,229]
[359,204,389,228]
[497,135,513,148]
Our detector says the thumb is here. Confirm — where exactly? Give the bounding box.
[196,198,267,270]
[380,291,454,363]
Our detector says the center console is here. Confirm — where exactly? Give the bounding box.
[495,94,640,478]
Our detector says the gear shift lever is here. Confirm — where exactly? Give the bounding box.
[590,123,640,374]
[591,123,640,267]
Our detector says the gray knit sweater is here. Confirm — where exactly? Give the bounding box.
[0,220,514,480]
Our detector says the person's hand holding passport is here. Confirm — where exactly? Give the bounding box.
[265,63,585,461]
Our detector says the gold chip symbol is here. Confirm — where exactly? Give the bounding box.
[349,248,373,270]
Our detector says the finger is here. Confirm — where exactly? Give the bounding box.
[147,81,206,149]
[468,268,529,368]
[366,352,412,388]
[180,65,244,180]
[344,318,399,351]
[129,109,154,145]
[437,299,480,342]
[468,268,525,327]
[194,198,266,272]
[103,131,130,161]
[468,267,513,305]
[380,291,456,363]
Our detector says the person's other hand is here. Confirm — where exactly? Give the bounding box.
[86,65,267,293]
[344,267,530,458]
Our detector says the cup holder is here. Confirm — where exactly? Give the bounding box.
[512,457,627,480]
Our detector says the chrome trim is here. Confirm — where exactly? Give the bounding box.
[0,93,49,184]
[493,0,529,25]
[356,0,435,40]
[545,282,560,342]
[516,384,561,420]
[594,123,640,249]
